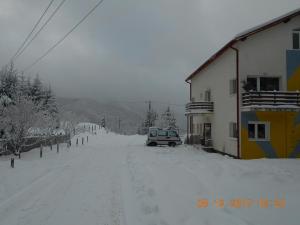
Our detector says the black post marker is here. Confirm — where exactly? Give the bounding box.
[40,145,43,158]
[11,158,14,168]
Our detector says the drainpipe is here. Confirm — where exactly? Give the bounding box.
[185,80,192,143]
[230,46,240,159]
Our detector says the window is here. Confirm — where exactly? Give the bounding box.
[293,29,300,49]
[247,122,270,141]
[229,79,237,94]
[168,130,178,137]
[246,77,257,91]
[204,90,211,102]
[260,77,279,91]
[229,122,238,138]
[158,130,168,136]
[246,77,279,91]
[149,130,157,137]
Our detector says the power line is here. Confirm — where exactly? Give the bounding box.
[11,0,56,61]
[15,0,68,60]
[23,0,105,72]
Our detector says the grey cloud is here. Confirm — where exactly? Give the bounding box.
[0,0,300,108]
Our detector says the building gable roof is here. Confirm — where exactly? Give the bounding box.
[186,8,300,82]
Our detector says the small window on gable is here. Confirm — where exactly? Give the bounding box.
[229,79,237,95]
[293,28,300,49]
[204,90,211,102]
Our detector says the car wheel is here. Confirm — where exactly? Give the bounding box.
[169,142,176,147]
[148,142,157,146]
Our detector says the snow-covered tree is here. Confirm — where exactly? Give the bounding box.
[2,96,44,154]
[0,63,18,98]
[30,74,43,105]
[139,102,158,134]
[160,106,177,129]
[0,63,59,150]
[41,85,58,117]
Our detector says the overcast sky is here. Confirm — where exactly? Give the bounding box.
[0,0,300,105]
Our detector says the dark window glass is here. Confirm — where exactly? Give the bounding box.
[257,124,266,139]
[149,130,157,137]
[293,32,300,49]
[158,130,168,136]
[260,77,279,91]
[248,124,255,139]
[246,78,257,91]
[168,130,178,137]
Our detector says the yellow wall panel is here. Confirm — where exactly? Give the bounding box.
[241,111,300,159]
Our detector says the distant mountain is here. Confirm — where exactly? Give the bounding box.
[57,97,144,135]
[57,97,186,135]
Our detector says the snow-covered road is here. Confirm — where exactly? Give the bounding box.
[0,129,299,225]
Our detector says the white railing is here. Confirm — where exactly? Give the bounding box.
[242,91,300,107]
[186,102,214,114]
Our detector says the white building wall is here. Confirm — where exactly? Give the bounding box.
[236,15,300,91]
[191,50,238,156]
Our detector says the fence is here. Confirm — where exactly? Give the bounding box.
[0,134,71,156]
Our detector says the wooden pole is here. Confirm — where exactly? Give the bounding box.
[11,158,14,168]
[40,145,43,158]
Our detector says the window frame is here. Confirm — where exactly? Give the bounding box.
[246,76,280,91]
[229,79,237,95]
[229,122,238,138]
[204,89,211,102]
[247,121,270,141]
[292,30,300,49]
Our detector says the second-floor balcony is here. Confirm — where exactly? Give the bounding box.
[242,91,300,111]
[186,101,214,115]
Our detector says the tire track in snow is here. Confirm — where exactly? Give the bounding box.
[126,151,169,225]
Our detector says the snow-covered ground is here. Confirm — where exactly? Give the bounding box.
[0,127,299,225]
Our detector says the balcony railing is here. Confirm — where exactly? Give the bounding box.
[242,91,300,109]
[185,101,214,114]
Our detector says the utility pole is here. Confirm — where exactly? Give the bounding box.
[118,117,121,131]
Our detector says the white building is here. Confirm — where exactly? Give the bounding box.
[185,9,300,159]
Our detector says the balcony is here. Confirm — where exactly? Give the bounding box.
[242,91,300,111]
[185,101,214,114]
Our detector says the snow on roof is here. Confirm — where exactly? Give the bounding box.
[235,8,300,39]
[186,8,300,81]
